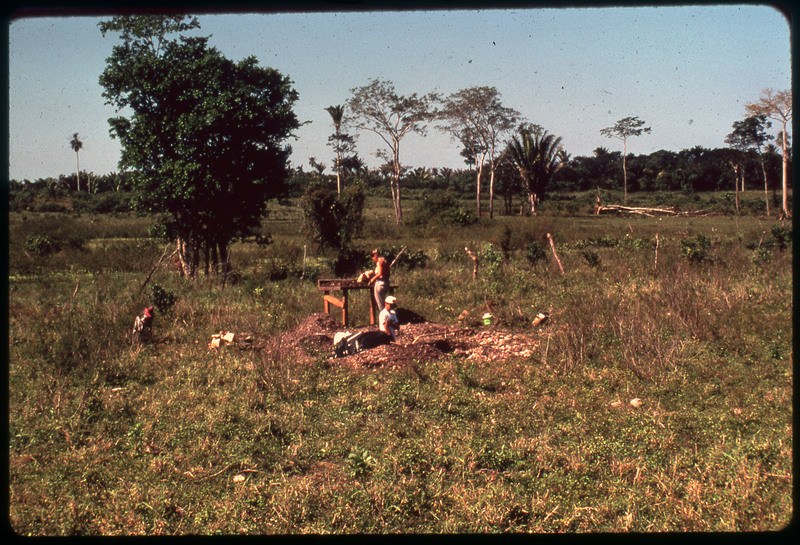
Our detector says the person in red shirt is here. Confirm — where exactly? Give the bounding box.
[370,248,390,314]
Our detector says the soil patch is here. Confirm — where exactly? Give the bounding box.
[264,312,542,369]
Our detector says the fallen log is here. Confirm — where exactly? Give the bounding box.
[595,204,709,217]
[595,204,678,216]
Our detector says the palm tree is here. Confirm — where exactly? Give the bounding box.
[505,128,563,214]
[325,105,345,194]
[69,133,83,192]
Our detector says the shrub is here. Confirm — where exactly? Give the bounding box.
[581,249,602,268]
[525,241,547,265]
[770,226,792,250]
[300,184,365,250]
[680,235,712,263]
[751,247,772,265]
[35,202,68,213]
[480,242,503,276]
[409,191,476,227]
[23,235,60,256]
[150,283,177,314]
[333,247,370,277]
[87,193,133,214]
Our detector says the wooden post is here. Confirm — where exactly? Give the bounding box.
[546,233,565,276]
[654,233,660,271]
[464,247,479,280]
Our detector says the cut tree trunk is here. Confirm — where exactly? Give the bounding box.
[594,204,706,217]
[546,233,565,276]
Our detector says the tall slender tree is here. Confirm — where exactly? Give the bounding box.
[746,88,792,218]
[346,79,437,225]
[600,116,651,202]
[437,86,521,218]
[726,115,773,215]
[325,104,357,194]
[69,133,83,192]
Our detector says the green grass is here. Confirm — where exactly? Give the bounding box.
[7,195,793,535]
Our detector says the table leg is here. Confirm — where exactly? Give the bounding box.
[342,289,348,326]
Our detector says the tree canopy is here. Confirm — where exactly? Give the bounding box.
[99,15,300,276]
[600,116,651,202]
[505,127,563,214]
[437,86,521,218]
[346,78,437,225]
[746,88,792,218]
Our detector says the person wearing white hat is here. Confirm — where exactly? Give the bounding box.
[379,295,400,341]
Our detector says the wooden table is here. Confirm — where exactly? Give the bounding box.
[317,279,396,327]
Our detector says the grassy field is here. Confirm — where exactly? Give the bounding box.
[7,192,793,534]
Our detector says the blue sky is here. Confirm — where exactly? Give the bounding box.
[7,4,792,181]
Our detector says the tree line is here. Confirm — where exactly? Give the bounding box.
[9,14,793,277]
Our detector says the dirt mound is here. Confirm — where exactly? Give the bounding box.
[266,312,542,369]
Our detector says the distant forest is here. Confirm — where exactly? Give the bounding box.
[10,143,790,211]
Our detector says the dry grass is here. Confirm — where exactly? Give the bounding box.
[8,203,793,535]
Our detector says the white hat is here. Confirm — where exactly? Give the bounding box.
[385,296,397,305]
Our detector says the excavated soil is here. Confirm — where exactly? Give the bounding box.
[263,312,542,369]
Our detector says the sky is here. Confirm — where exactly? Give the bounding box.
[6,3,793,181]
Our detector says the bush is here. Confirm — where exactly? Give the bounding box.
[771,226,792,250]
[525,241,547,265]
[581,249,602,268]
[409,191,476,227]
[35,202,68,213]
[86,193,133,214]
[479,242,503,276]
[680,235,712,263]
[751,247,772,265]
[333,247,370,278]
[23,235,60,256]
[300,184,365,250]
[150,283,177,314]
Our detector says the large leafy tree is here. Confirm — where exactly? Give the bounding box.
[99,15,300,277]
[600,116,651,202]
[437,86,521,218]
[746,89,792,218]
[346,79,437,225]
[505,126,564,214]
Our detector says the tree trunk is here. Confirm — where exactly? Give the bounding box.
[218,241,230,276]
[781,124,789,219]
[622,138,628,203]
[730,162,741,215]
[335,148,342,195]
[475,161,483,218]
[488,168,496,219]
[393,177,403,225]
[176,237,193,278]
[392,146,403,225]
[528,191,538,215]
[191,240,200,278]
[205,236,212,276]
[760,154,770,217]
